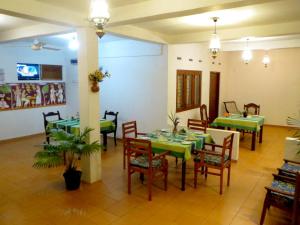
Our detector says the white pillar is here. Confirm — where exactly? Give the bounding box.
[77,27,101,183]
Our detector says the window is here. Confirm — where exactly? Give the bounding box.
[176,70,202,112]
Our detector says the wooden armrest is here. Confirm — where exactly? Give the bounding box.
[284,158,300,165]
[153,151,170,160]
[198,150,222,156]
[277,168,298,176]
[265,186,294,197]
[273,173,296,184]
[204,143,223,148]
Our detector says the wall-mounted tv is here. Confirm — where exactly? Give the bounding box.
[17,63,40,80]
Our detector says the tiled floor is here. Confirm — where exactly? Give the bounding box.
[0,126,295,225]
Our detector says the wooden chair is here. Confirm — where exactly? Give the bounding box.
[200,104,210,124]
[244,103,260,115]
[194,133,234,195]
[126,138,168,201]
[42,111,63,144]
[187,119,207,133]
[260,173,300,225]
[223,101,241,114]
[122,121,145,169]
[101,110,119,147]
[278,159,300,178]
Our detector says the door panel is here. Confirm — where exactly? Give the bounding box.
[209,72,220,122]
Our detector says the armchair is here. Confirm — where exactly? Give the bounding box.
[194,133,234,195]
[126,138,168,201]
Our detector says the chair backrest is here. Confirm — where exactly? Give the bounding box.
[42,111,62,131]
[223,101,241,114]
[126,138,152,165]
[244,103,260,115]
[221,133,234,159]
[187,119,207,133]
[103,110,119,128]
[292,173,300,224]
[200,104,209,122]
[122,121,138,139]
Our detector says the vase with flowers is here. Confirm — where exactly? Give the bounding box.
[88,68,111,92]
[168,112,180,135]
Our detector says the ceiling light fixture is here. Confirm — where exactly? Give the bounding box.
[209,17,221,59]
[242,38,252,64]
[88,0,110,38]
[262,53,270,68]
[68,36,79,50]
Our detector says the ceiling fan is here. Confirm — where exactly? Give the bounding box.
[31,39,60,51]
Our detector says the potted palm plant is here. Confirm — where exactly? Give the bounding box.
[33,127,101,190]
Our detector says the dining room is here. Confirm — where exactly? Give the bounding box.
[1,0,300,224]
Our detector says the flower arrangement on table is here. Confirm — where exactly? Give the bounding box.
[88,68,111,92]
[168,112,180,135]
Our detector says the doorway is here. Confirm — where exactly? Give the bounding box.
[209,72,220,122]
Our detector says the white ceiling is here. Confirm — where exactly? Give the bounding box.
[0,14,39,32]
[134,0,300,35]
[1,0,300,47]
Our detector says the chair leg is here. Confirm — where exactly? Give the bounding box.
[114,132,117,146]
[123,149,126,170]
[194,162,198,188]
[227,166,231,186]
[128,169,131,195]
[260,194,270,225]
[220,170,223,195]
[205,167,208,180]
[164,160,168,191]
[148,171,152,201]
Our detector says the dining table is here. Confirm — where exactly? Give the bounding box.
[211,114,264,150]
[138,129,214,191]
[47,118,115,149]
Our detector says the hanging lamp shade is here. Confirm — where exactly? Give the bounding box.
[242,38,252,64]
[262,54,270,67]
[209,17,221,59]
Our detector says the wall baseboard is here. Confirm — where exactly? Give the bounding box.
[0,133,45,144]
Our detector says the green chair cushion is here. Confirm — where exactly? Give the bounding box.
[130,155,162,168]
[194,153,229,166]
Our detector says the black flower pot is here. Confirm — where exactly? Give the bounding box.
[63,170,82,190]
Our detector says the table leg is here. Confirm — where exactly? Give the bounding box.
[181,159,186,191]
[259,125,263,143]
[251,131,256,151]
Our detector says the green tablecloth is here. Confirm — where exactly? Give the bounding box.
[141,131,213,160]
[211,115,264,132]
[48,119,115,135]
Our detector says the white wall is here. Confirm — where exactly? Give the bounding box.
[0,46,71,140]
[224,48,300,125]
[167,43,228,126]
[99,39,168,136]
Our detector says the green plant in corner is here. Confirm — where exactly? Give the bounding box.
[33,127,101,190]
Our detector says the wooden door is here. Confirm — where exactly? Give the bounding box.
[209,72,220,122]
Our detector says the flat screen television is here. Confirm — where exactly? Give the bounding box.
[17,63,40,80]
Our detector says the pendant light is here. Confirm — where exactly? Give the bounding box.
[209,17,221,59]
[242,38,252,64]
[88,0,110,38]
[262,52,270,67]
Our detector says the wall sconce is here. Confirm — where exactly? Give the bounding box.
[88,0,110,38]
[262,53,270,68]
[242,38,252,64]
[209,17,221,59]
